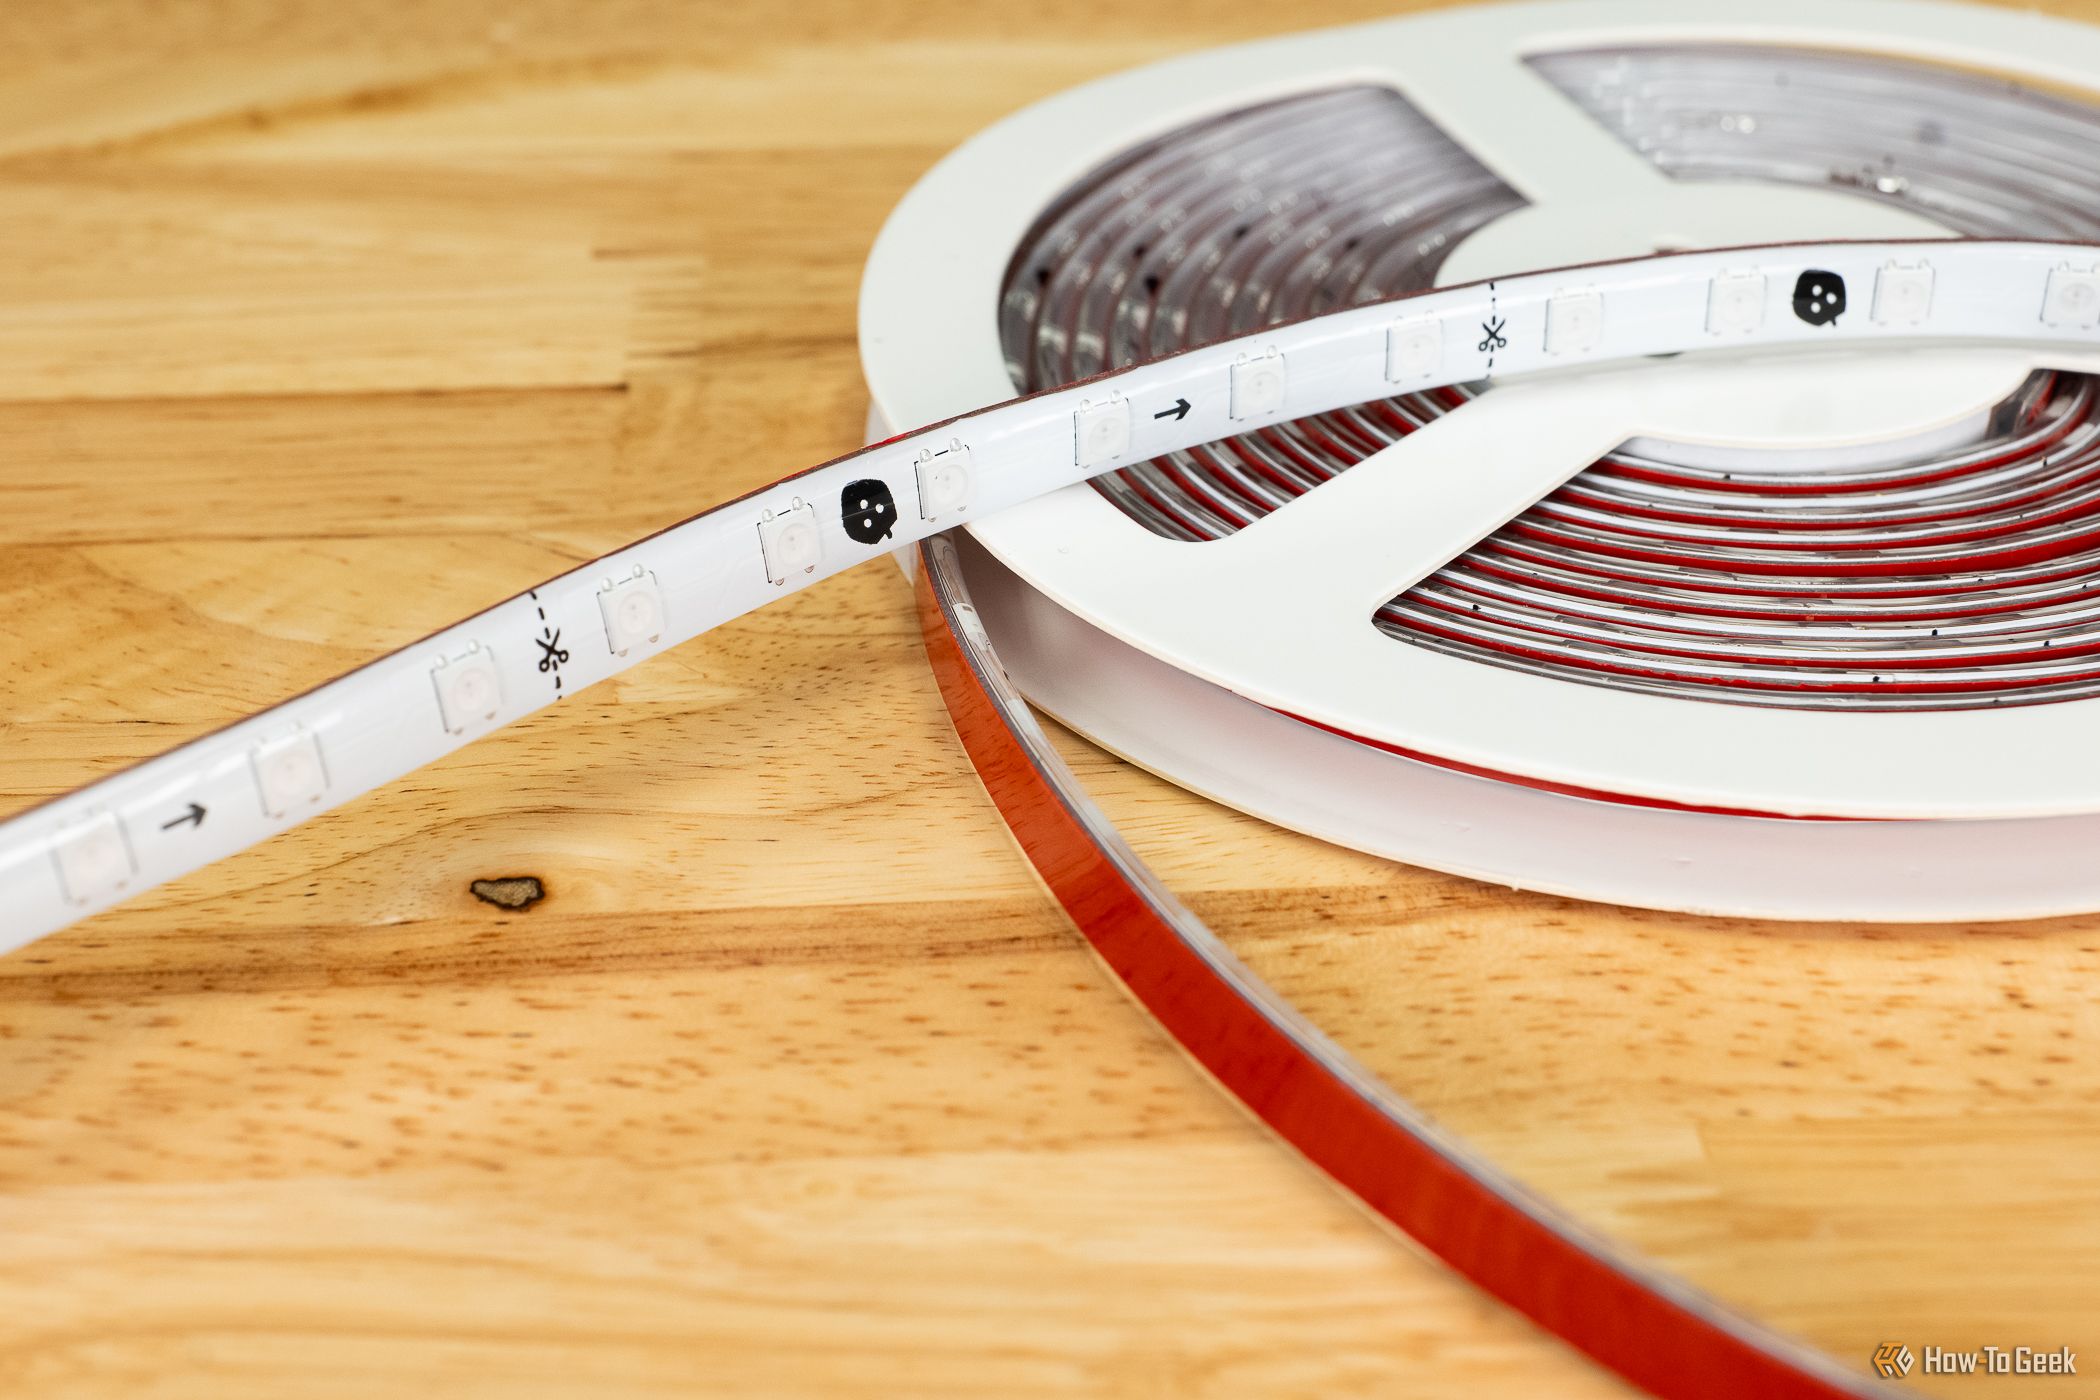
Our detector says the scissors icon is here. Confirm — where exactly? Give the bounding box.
[536,628,569,674]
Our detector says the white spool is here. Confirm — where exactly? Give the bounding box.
[860,0,2100,918]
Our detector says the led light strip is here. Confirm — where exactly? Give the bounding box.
[998,56,2100,713]
[914,531,1888,1400]
[6,237,2100,948]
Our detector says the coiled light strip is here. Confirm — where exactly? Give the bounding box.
[999,48,2100,710]
[4,239,2100,946]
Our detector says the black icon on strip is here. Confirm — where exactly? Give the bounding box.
[160,803,206,831]
[842,479,897,544]
[536,628,568,674]
[1792,270,1847,326]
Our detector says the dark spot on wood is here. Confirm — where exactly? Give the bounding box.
[470,876,545,912]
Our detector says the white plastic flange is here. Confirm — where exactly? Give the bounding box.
[859,0,2100,878]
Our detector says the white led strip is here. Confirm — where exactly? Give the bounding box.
[6,238,2100,949]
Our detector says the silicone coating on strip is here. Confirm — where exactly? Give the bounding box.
[5,238,2100,948]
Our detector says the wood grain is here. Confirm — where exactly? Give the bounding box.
[0,2,2093,1396]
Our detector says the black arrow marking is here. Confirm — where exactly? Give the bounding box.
[162,802,206,832]
[1153,398,1191,422]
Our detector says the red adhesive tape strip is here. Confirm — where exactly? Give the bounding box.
[915,535,1884,1400]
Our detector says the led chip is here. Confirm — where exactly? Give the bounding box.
[1545,290,1604,355]
[2042,265,2100,329]
[1229,349,1287,420]
[1387,315,1443,382]
[599,568,664,656]
[252,731,329,819]
[1871,262,1934,326]
[432,645,502,736]
[51,811,134,905]
[758,499,822,584]
[1073,396,1131,468]
[1706,271,1767,335]
[915,441,974,520]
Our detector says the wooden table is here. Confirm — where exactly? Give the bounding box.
[2,2,2094,1395]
